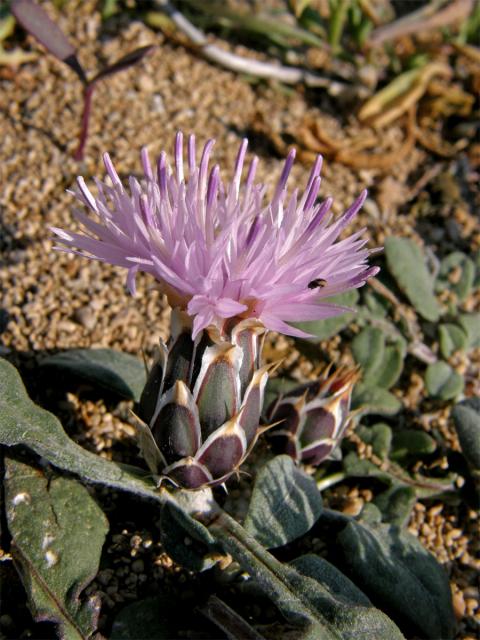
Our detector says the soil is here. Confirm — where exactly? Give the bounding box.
[0,1,478,639]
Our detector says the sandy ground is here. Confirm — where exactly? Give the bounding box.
[0,1,479,639]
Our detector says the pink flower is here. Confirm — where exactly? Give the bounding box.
[53,133,379,338]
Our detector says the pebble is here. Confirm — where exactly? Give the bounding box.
[341,497,363,516]
[73,306,97,330]
[453,590,466,619]
[131,559,145,574]
[136,74,155,92]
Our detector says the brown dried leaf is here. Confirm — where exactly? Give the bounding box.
[359,63,452,128]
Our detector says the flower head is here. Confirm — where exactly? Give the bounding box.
[53,133,379,338]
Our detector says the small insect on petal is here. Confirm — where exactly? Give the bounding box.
[308,278,328,289]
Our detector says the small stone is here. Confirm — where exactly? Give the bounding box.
[445,528,463,545]
[131,559,145,574]
[341,497,363,516]
[452,590,466,620]
[465,598,478,616]
[73,306,97,330]
[136,74,155,92]
[97,569,114,586]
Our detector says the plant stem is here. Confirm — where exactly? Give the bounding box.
[74,82,96,161]
[316,471,346,492]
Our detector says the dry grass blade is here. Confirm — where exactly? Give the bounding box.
[358,62,452,128]
[0,48,37,65]
[452,42,480,64]
[369,0,474,47]
[254,108,416,171]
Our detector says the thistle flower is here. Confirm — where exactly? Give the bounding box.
[53,133,378,489]
[52,132,379,340]
[266,366,359,466]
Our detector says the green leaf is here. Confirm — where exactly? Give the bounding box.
[390,429,437,461]
[373,486,416,527]
[4,456,108,640]
[211,511,404,640]
[357,423,392,460]
[293,290,359,341]
[342,451,394,485]
[452,398,480,469]
[458,313,480,348]
[244,455,322,548]
[351,327,385,379]
[436,252,475,302]
[39,348,146,401]
[352,328,404,390]
[352,383,402,415]
[438,323,468,358]
[363,291,389,318]
[335,515,456,638]
[425,361,464,400]
[384,238,441,322]
[474,248,480,286]
[111,597,179,640]
[290,555,405,639]
[376,345,404,389]
[0,358,164,503]
[291,555,370,606]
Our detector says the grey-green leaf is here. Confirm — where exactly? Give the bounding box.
[244,455,322,548]
[351,327,385,380]
[111,596,179,640]
[336,517,456,638]
[291,555,370,606]
[458,313,480,348]
[436,252,475,301]
[293,290,359,341]
[373,486,416,527]
[390,429,437,460]
[452,398,480,469]
[4,456,108,640]
[357,423,392,460]
[0,358,162,503]
[438,323,468,358]
[376,344,404,389]
[290,555,405,640]
[342,452,394,485]
[352,383,402,415]
[425,361,464,400]
[211,512,403,640]
[384,238,441,322]
[39,348,147,401]
[352,328,404,389]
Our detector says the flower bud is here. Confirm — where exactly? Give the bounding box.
[267,366,359,466]
[135,311,272,490]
